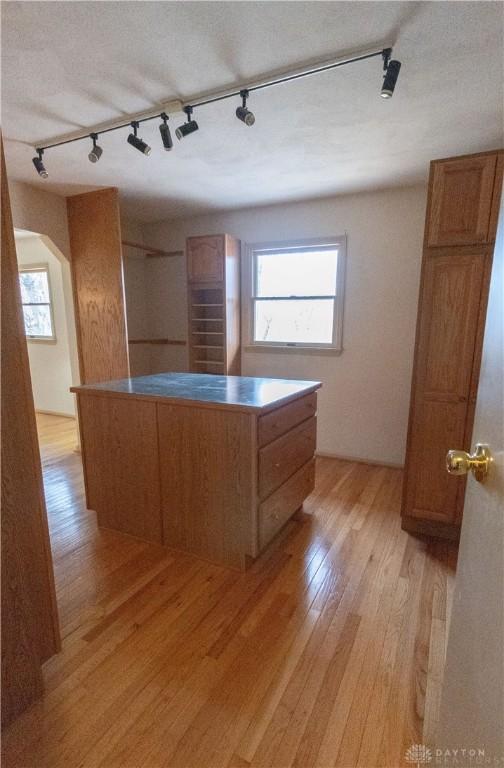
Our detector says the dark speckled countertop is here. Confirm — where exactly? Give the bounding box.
[71,373,321,413]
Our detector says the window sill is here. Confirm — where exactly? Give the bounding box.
[244,344,343,356]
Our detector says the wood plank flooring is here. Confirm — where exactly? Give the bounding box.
[2,413,458,768]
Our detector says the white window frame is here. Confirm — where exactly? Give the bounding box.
[19,263,57,342]
[243,236,346,353]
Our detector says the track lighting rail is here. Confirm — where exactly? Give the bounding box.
[35,45,394,152]
[31,43,400,176]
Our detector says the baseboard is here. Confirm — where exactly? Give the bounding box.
[401,515,460,542]
[36,409,76,419]
[315,450,404,470]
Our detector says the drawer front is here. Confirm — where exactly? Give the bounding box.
[259,416,317,500]
[259,459,315,550]
[258,392,317,447]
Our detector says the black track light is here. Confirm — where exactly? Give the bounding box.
[236,89,255,126]
[381,59,401,99]
[127,121,152,155]
[159,112,173,151]
[88,133,103,163]
[175,106,199,140]
[32,149,48,179]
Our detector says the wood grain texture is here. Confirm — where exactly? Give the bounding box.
[1,140,60,728]
[427,153,497,246]
[1,415,458,767]
[187,234,241,375]
[67,188,129,384]
[258,393,317,448]
[158,403,254,568]
[259,416,317,500]
[187,235,225,282]
[77,394,162,543]
[402,150,503,536]
[224,234,241,376]
[258,459,315,550]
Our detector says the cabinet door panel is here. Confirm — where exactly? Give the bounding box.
[187,236,224,282]
[406,400,467,523]
[420,253,486,398]
[428,155,497,247]
[404,250,487,525]
[79,395,162,543]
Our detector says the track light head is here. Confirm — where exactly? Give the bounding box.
[176,106,199,140]
[127,121,152,155]
[32,149,48,179]
[159,112,173,151]
[236,90,255,126]
[381,59,401,99]
[88,133,103,163]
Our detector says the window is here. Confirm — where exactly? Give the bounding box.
[245,237,346,351]
[19,265,56,341]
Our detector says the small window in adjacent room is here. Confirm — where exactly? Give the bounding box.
[244,236,346,352]
[19,264,56,341]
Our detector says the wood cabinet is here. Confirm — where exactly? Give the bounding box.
[187,234,241,375]
[402,150,503,539]
[73,374,321,569]
[427,154,497,247]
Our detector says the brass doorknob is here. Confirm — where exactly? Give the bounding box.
[446,443,493,482]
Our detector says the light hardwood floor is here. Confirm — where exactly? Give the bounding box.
[2,413,458,768]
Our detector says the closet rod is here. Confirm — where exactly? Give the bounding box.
[122,240,183,258]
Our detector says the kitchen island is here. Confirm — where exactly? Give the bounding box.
[72,373,321,569]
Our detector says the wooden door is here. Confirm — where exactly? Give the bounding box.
[187,235,224,282]
[67,188,130,384]
[1,139,60,728]
[427,154,497,247]
[436,186,503,762]
[404,249,488,527]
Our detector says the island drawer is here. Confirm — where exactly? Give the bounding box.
[258,392,317,447]
[258,416,317,500]
[258,459,315,550]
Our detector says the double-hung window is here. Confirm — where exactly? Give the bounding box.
[245,236,346,351]
[19,264,56,341]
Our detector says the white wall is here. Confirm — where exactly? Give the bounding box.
[141,185,427,466]
[15,234,76,416]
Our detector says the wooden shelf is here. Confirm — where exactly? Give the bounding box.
[194,360,224,366]
[192,318,223,323]
[191,331,224,335]
[193,345,223,350]
[192,303,223,307]
[128,338,186,346]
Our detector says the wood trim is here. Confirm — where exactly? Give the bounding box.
[488,151,504,242]
[315,450,404,469]
[401,515,460,542]
[128,338,186,346]
[122,240,183,258]
[70,384,321,415]
[1,138,60,728]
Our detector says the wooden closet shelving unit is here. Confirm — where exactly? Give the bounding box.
[186,235,241,375]
[401,148,503,540]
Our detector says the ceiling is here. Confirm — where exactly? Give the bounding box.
[2,1,503,223]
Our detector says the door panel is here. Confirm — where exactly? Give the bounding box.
[405,250,487,524]
[436,187,503,763]
[428,155,497,246]
[187,236,224,282]
[407,400,467,522]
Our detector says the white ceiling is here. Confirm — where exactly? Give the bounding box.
[2,1,503,223]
